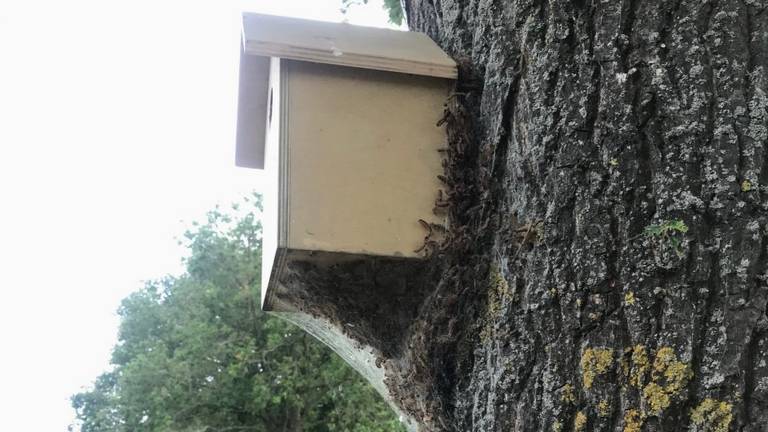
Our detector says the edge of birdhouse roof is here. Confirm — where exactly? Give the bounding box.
[241,12,458,79]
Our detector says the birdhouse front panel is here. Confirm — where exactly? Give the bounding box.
[281,59,451,257]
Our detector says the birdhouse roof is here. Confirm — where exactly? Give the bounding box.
[235,13,457,169]
[242,13,457,78]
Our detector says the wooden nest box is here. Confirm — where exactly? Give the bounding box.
[235,13,457,314]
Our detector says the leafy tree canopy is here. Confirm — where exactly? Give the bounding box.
[341,0,404,26]
[71,194,405,432]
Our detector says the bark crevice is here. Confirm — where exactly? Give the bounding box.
[378,1,768,430]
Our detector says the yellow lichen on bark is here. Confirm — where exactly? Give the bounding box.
[489,264,511,308]
[552,420,563,432]
[640,346,693,414]
[628,344,649,388]
[561,383,576,404]
[481,265,512,343]
[653,347,691,394]
[597,399,610,417]
[623,409,644,432]
[643,382,671,414]
[690,399,733,432]
[580,347,613,389]
[624,291,636,305]
[574,411,587,431]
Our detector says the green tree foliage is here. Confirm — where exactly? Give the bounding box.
[341,0,404,26]
[71,195,405,432]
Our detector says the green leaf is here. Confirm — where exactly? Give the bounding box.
[383,0,404,25]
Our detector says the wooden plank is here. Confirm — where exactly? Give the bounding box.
[242,13,457,79]
[260,58,285,309]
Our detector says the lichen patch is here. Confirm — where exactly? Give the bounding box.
[641,346,693,414]
[580,347,614,390]
[690,399,733,432]
[574,411,587,431]
[623,409,644,432]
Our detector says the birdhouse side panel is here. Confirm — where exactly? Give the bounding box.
[261,57,287,308]
[282,60,450,258]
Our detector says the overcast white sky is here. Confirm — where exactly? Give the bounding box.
[0,0,395,429]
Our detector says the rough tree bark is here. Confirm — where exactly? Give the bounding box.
[384,0,768,431]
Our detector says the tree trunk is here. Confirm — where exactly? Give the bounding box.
[388,0,768,431]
